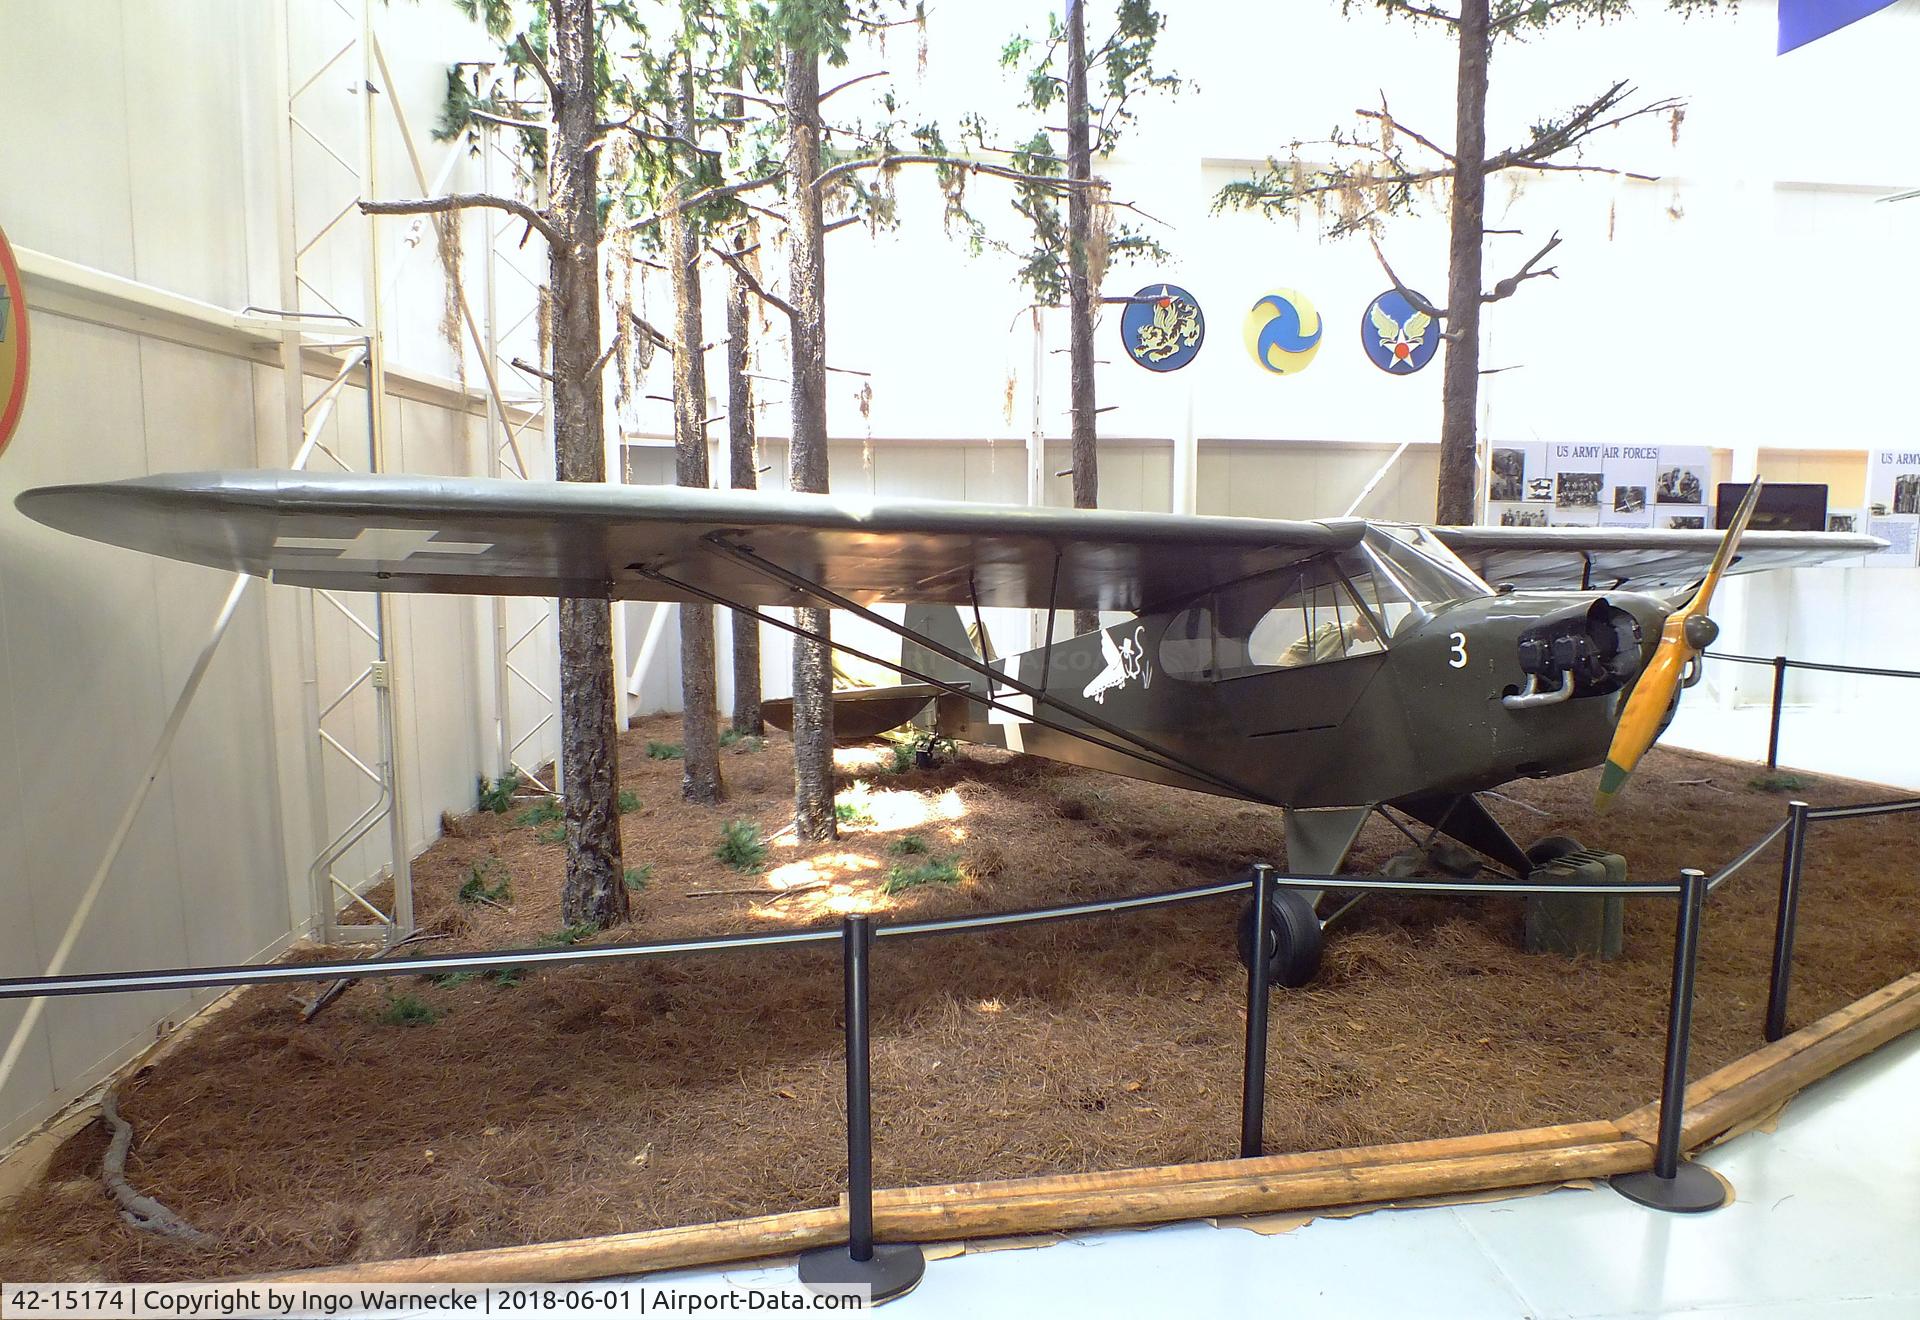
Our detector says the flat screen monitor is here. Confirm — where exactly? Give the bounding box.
[1715,482,1828,533]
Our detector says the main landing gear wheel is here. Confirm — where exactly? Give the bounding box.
[1237,887,1324,989]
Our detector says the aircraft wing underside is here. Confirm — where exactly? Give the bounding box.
[15,470,1882,611]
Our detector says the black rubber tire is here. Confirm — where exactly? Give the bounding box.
[1237,888,1324,989]
[1526,835,1584,866]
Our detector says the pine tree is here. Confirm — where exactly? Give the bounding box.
[366,0,642,926]
[1216,0,1723,524]
[997,1,1180,633]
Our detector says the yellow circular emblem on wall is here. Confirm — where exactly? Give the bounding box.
[1242,288,1322,375]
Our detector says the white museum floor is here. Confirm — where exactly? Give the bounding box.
[641,1028,1920,1318]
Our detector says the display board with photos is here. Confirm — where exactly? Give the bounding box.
[1486,443,1712,530]
[1867,448,1920,568]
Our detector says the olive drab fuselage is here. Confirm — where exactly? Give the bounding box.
[937,587,1673,811]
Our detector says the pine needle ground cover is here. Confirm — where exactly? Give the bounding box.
[2,716,1914,1279]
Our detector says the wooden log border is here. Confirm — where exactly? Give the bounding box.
[277,970,1920,1286]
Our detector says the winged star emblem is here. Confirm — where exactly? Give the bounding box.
[1369,300,1431,368]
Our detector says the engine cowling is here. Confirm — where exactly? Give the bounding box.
[1514,599,1644,698]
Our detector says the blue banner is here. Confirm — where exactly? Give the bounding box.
[1779,0,1898,54]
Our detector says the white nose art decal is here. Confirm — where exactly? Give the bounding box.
[1083,625,1152,704]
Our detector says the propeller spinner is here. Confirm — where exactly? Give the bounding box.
[1594,478,1765,813]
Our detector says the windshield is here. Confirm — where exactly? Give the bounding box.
[1356,525,1491,633]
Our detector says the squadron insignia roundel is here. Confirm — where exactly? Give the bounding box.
[1119,283,1204,372]
[1243,289,1322,375]
[0,225,29,459]
[1361,288,1439,375]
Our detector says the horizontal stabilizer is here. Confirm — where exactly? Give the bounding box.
[761,683,940,744]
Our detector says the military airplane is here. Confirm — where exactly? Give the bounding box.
[14,470,1875,984]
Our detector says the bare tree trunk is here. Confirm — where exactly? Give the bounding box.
[550,0,627,926]
[1437,0,1490,526]
[724,79,762,739]
[726,233,763,737]
[1065,0,1100,637]
[784,39,837,842]
[668,65,724,805]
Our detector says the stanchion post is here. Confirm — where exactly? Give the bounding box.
[1611,868,1728,1212]
[798,914,925,1301]
[1764,800,1812,1043]
[1240,864,1274,1159]
[1767,655,1788,769]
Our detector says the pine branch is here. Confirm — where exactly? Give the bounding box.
[1358,94,1452,161]
[819,70,889,104]
[1483,230,1561,303]
[710,85,784,112]
[1367,231,1447,321]
[512,34,559,106]
[359,193,559,247]
[1221,81,1680,227]
[467,107,549,132]
[809,152,1109,196]
[1371,0,1460,25]
[1489,0,1619,35]
[628,311,674,354]
[711,245,797,320]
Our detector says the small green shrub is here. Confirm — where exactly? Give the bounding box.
[618,789,642,814]
[716,819,767,872]
[543,921,599,947]
[476,773,520,814]
[1749,772,1808,792]
[883,729,954,773]
[624,864,654,892]
[514,796,563,827]
[889,834,929,856]
[457,858,512,906]
[884,856,963,894]
[535,822,567,846]
[719,727,743,747]
[488,966,526,989]
[379,993,438,1027]
[646,741,683,760]
[834,779,875,825]
[428,970,479,988]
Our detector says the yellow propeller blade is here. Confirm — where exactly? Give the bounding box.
[1594,479,1765,813]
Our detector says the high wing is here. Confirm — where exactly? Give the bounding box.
[17,471,1881,611]
[13,470,1360,614]
[1430,524,1882,594]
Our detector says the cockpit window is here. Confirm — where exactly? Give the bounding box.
[1159,557,1385,681]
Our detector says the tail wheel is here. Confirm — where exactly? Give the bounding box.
[1237,888,1324,989]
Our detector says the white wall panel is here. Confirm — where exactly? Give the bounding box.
[0,3,137,275]
[138,340,291,984]
[0,317,195,1120]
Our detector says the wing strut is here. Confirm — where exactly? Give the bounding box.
[698,534,1271,800]
[637,565,1262,801]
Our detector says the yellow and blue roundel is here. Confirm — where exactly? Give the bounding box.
[1361,288,1439,375]
[1242,289,1321,374]
[1119,283,1205,372]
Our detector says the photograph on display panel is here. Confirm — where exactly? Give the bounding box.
[1656,465,1707,505]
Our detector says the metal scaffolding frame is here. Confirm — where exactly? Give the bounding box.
[271,0,566,940]
[276,0,415,946]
